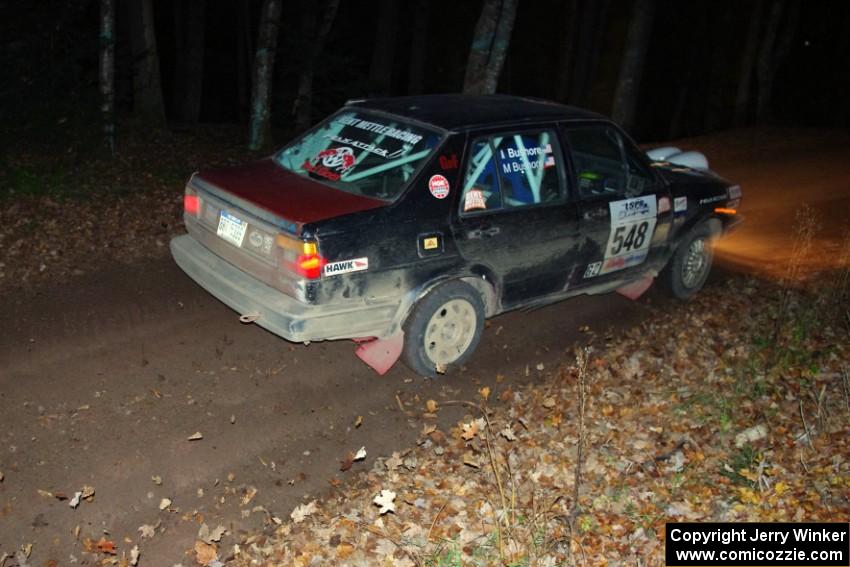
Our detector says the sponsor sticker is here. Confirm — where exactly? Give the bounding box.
[674,196,687,213]
[428,174,450,199]
[658,196,671,213]
[600,196,657,275]
[699,194,726,205]
[463,189,487,211]
[323,257,369,277]
[584,261,602,279]
[423,237,439,250]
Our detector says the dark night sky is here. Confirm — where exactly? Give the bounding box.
[2,0,849,144]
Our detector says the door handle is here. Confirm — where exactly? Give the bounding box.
[467,226,501,240]
[583,208,607,220]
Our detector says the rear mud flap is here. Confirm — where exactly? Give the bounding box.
[616,276,654,301]
[354,331,404,375]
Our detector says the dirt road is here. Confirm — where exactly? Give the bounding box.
[1,127,847,564]
[0,256,655,564]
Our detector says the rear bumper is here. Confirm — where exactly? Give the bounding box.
[170,234,399,343]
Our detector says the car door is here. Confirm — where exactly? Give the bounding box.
[451,127,583,309]
[562,122,672,287]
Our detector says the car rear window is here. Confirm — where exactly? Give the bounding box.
[276,110,443,201]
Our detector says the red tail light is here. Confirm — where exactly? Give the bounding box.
[295,253,326,279]
[184,194,200,216]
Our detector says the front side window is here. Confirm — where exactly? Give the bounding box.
[461,130,564,214]
[276,111,443,200]
[565,124,654,199]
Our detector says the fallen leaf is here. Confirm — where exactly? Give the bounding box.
[542,397,556,409]
[385,452,403,471]
[463,451,481,468]
[290,500,318,523]
[194,540,218,566]
[151,475,162,485]
[340,452,355,472]
[240,486,257,506]
[460,421,479,441]
[373,489,396,515]
[159,497,172,510]
[421,423,436,436]
[198,523,227,544]
[500,426,517,441]
[95,538,116,555]
[536,362,545,371]
[138,524,155,539]
[37,489,53,499]
[425,399,438,413]
[354,415,363,428]
[129,545,140,566]
[69,491,82,509]
[81,485,95,500]
[354,446,367,460]
[187,432,203,441]
[479,386,491,400]
[0,470,3,481]
[434,363,446,374]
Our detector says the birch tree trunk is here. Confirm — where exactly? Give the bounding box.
[734,0,764,127]
[173,0,206,123]
[462,0,519,95]
[248,0,283,150]
[294,0,340,131]
[368,0,400,95]
[610,0,655,132]
[130,0,166,125]
[406,0,431,94]
[99,0,115,154]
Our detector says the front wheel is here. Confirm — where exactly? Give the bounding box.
[660,224,714,299]
[402,281,485,377]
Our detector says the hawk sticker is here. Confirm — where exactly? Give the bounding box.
[323,257,369,277]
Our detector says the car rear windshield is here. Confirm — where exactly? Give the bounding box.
[275,110,443,201]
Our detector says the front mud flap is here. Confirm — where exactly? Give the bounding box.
[354,331,404,375]
[616,276,654,301]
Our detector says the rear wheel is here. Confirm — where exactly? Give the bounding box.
[660,224,714,299]
[402,281,484,377]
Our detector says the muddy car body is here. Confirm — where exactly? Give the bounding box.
[171,94,741,375]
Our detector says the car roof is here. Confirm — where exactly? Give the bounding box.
[345,94,607,132]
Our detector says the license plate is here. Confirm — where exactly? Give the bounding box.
[216,211,247,247]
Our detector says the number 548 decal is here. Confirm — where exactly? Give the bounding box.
[600,196,657,275]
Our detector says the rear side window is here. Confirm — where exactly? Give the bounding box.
[461,130,564,214]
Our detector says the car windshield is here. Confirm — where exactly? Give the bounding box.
[275,110,443,201]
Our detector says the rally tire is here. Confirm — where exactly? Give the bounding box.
[660,223,714,300]
[402,281,485,377]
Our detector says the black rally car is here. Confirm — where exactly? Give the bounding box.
[171,95,741,376]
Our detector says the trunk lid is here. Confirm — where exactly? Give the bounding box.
[184,159,387,302]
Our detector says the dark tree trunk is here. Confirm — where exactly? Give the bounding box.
[462,0,519,95]
[129,0,166,125]
[734,0,764,127]
[368,0,400,95]
[755,0,785,124]
[99,0,115,154]
[406,0,431,94]
[611,0,655,132]
[567,0,611,106]
[294,0,340,131]
[554,0,578,102]
[248,0,282,150]
[236,0,253,123]
[173,0,206,123]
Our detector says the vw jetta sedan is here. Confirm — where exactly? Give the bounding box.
[171,95,741,376]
